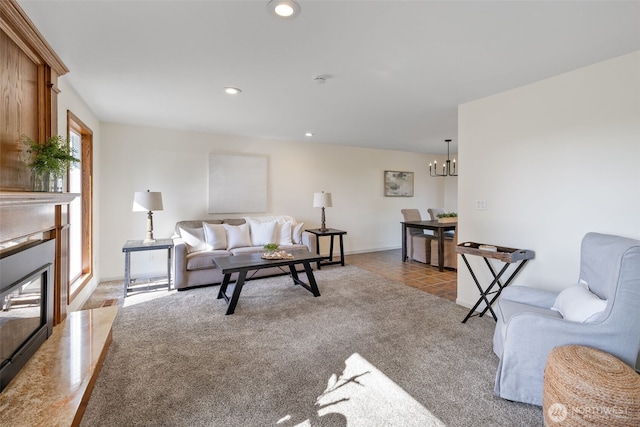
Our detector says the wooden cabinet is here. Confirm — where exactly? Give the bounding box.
[1,0,71,324]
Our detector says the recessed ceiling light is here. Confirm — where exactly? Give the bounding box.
[267,0,300,19]
[305,132,314,137]
[224,87,241,95]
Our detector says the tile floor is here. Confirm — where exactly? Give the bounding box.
[345,248,457,302]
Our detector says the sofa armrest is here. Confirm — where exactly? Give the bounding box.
[173,236,188,288]
[301,231,317,254]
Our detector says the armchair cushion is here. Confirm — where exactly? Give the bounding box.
[497,285,558,308]
[494,300,562,358]
[551,283,607,322]
[499,299,562,323]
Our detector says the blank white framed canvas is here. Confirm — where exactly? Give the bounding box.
[208,153,267,213]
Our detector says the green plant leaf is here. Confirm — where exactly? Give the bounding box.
[263,243,279,251]
[22,135,80,176]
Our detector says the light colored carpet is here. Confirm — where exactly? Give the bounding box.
[81,265,542,426]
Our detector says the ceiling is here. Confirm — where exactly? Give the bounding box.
[17,0,640,155]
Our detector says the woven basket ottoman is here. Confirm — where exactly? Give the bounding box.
[543,345,640,426]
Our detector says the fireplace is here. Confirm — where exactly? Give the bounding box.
[0,238,54,392]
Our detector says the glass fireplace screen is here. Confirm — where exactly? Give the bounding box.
[0,268,46,369]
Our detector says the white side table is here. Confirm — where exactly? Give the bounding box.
[122,239,173,297]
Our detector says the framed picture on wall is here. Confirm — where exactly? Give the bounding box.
[384,170,414,197]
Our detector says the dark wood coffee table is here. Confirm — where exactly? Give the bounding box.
[213,249,324,315]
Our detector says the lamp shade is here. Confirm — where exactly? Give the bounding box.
[313,192,332,208]
[132,191,163,212]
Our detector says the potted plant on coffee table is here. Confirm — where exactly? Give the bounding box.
[263,243,279,254]
[23,135,79,192]
[262,243,281,259]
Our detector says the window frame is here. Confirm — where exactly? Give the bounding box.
[67,111,93,303]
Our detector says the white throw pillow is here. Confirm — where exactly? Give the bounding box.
[248,220,277,246]
[179,227,206,253]
[224,223,252,250]
[551,283,607,322]
[245,215,296,224]
[277,221,293,245]
[202,222,227,250]
[292,222,305,244]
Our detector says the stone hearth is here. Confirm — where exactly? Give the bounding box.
[0,306,118,426]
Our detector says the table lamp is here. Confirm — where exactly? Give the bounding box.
[132,190,164,243]
[313,191,332,232]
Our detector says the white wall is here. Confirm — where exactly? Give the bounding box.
[457,51,640,308]
[443,176,458,213]
[56,77,102,312]
[98,123,455,281]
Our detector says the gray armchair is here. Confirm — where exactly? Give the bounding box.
[492,232,640,406]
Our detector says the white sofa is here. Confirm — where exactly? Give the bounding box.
[173,216,317,290]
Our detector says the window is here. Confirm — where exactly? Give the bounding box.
[67,112,93,301]
[69,129,81,280]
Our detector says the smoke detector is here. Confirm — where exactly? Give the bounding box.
[314,75,328,84]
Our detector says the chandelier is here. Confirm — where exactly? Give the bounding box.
[429,139,458,177]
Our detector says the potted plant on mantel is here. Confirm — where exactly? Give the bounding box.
[22,135,79,192]
[436,212,458,223]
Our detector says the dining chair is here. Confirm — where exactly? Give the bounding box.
[430,226,457,269]
[427,208,445,220]
[428,207,454,237]
[427,208,457,269]
[400,209,434,264]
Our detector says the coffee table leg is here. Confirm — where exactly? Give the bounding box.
[289,264,300,283]
[226,270,247,315]
[303,262,321,297]
[217,273,232,300]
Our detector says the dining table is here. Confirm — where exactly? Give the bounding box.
[401,220,457,272]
